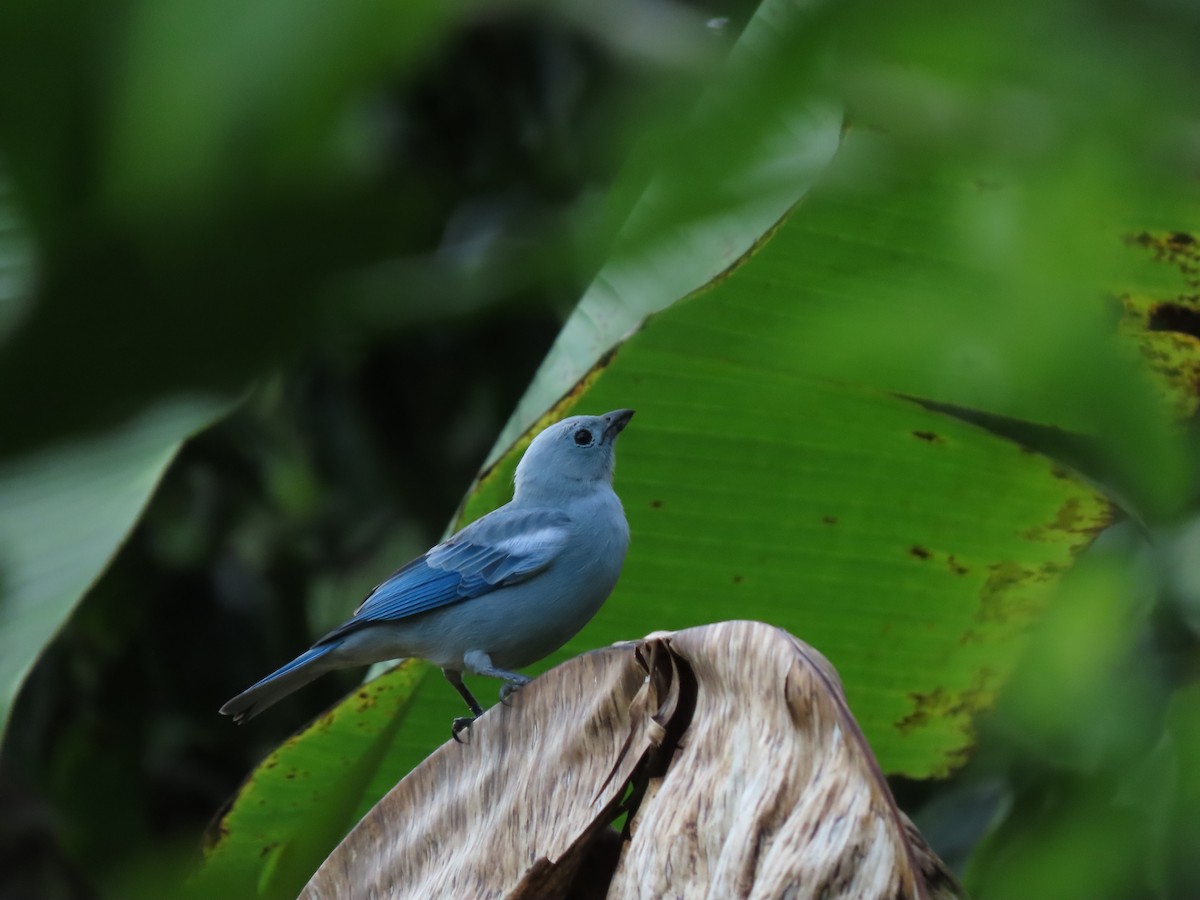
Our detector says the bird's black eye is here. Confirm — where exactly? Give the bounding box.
[573,428,593,446]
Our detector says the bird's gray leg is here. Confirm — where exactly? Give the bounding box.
[443,668,484,743]
[463,650,531,706]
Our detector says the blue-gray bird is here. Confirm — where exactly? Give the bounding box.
[220,409,634,738]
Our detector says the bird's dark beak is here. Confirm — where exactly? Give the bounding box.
[602,409,635,442]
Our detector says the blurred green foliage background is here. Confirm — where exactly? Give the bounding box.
[2,0,1200,897]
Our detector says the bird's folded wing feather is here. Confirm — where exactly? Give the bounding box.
[317,507,571,642]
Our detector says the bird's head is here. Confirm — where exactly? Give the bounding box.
[514,409,635,500]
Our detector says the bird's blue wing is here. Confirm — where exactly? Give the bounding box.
[318,506,570,642]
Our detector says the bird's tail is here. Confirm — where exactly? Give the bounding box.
[219,643,339,724]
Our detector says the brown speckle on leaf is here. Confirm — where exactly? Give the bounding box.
[822,515,838,526]
[909,546,932,560]
[1148,301,1200,340]
[1023,495,1111,543]
[978,561,1039,626]
[911,431,942,443]
[1127,229,1200,291]
[895,689,942,735]
[895,668,999,775]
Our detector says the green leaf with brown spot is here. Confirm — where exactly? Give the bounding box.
[442,123,1197,777]
[194,662,428,900]
[1119,230,1200,421]
[464,366,1111,777]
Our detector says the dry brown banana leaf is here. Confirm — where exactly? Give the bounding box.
[301,621,965,900]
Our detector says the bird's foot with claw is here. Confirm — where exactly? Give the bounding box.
[451,715,477,743]
[499,676,531,707]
